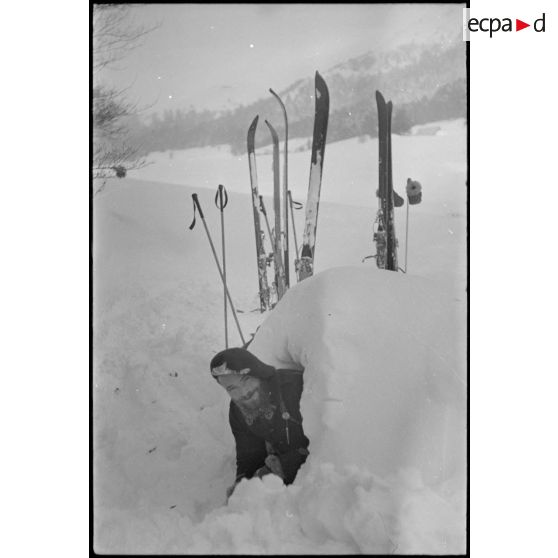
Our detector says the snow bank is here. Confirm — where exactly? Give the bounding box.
[94,115,466,553]
[177,266,467,555]
[248,265,467,553]
[251,266,466,480]
[94,263,466,554]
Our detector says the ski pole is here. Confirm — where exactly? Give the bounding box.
[404,200,410,273]
[287,190,302,258]
[403,179,423,274]
[214,184,229,348]
[189,194,245,346]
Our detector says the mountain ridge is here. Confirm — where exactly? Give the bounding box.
[128,36,466,156]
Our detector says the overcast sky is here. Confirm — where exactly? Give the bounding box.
[97,4,463,115]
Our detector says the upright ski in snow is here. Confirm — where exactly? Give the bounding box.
[385,99,399,271]
[247,115,270,311]
[265,119,286,300]
[296,71,329,281]
[374,91,399,271]
[269,88,290,289]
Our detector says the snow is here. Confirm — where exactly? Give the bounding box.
[248,267,466,553]
[129,118,466,210]
[94,119,466,553]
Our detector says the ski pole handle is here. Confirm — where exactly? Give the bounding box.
[214,184,229,211]
[192,193,204,218]
[189,194,204,230]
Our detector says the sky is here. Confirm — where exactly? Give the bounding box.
[97,3,464,116]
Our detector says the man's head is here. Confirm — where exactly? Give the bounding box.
[210,348,275,410]
[217,374,263,409]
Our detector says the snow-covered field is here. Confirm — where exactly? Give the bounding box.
[93,119,467,553]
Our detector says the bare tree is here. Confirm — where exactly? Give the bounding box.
[93,4,156,195]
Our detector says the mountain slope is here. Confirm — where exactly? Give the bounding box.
[132,37,466,155]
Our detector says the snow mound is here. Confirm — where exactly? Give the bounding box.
[93,174,466,553]
[252,266,466,480]
[245,265,467,553]
[151,266,467,555]
[94,263,466,554]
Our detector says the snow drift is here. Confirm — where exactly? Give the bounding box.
[94,120,466,553]
[95,263,466,554]
[251,266,466,486]
[133,266,467,554]
[231,266,466,554]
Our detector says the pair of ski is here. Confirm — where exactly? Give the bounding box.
[374,90,403,272]
[248,71,329,311]
[373,91,423,272]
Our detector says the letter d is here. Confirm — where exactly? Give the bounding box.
[534,13,545,32]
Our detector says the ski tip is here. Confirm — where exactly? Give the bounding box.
[314,71,329,108]
[249,114,259,129]
[264,119,277,136]
[375,90,385,103]
[247,115,259,148]
[315,71,328,91]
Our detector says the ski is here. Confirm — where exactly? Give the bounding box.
[258,194,277,269]
[374,91,388,269]
[287,190,302,263]
[247,115,270,311]
[385,99,399,270]
[258,195,275,254]
[296,71,329,281]
[374,91,399,271]
[269,88,290,289]
[265,120,287,300]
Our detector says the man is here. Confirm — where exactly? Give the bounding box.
[209,348,309,498]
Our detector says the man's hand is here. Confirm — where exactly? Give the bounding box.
[264,455,284,479]
[254,465,271,479]
[226,474,247,500]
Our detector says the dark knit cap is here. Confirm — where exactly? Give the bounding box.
[210,348,275,380]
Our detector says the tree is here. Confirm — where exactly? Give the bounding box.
[92,5,156,194]
[392,107,413,135]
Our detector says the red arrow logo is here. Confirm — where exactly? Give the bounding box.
[516,19,530,31]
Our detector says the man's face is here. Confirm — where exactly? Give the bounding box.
[218,374,263,409]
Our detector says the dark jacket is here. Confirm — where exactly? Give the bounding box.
[229,369,309,485]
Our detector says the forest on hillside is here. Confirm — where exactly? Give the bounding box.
[124,41,466,157]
